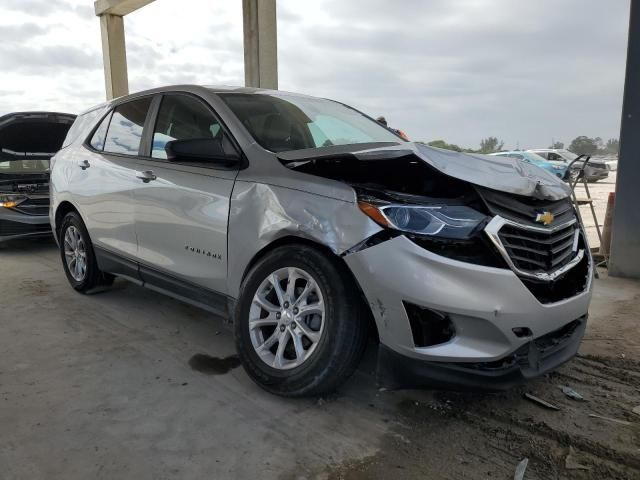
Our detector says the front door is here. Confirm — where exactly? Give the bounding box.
[133,93,238,301]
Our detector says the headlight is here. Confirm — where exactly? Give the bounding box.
[0,194,26,208]
[552,165,564,170]
[359,201,487,240]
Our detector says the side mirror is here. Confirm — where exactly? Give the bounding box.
[165,135,241,165]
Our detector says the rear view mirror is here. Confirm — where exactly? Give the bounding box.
[165,135,241,165]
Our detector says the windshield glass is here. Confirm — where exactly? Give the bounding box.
[219,93,402,152]
[558,149,578,160]
[523,152,549,164]
[0,159,49,174]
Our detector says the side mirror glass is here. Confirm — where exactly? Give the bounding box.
[165,134,241,166]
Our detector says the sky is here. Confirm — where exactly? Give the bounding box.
[0,0,631,150]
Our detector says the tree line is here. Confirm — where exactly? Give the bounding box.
[423,136,619,156]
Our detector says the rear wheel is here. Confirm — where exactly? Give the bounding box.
[59,212,114,293]
[234,245,368,397]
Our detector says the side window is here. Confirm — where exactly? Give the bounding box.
[104,97,152,155]
[547,152,561,161]
[89,111,112,151]
[151,95,222,160]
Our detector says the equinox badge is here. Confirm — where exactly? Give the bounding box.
[535,211,555,226]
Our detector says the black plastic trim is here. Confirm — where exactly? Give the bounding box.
[94,245,231,318]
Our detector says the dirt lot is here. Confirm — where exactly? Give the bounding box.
[1,239,639,479]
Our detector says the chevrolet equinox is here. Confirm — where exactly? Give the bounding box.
[50,86,593,396]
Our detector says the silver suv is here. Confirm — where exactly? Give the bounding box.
[50,86,593,396]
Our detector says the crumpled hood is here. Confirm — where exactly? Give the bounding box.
[351,142,571,200]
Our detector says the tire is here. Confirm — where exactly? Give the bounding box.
[234,244,368,397]
[59,211,114,293]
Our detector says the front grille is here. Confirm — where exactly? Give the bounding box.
[520,251,590,303]
[498,223,578,273]
[478,187,580,274]
[480,188,575,228]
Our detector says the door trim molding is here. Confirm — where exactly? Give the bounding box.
[94,244,234,320]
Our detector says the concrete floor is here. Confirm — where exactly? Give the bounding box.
[1,239,639,479]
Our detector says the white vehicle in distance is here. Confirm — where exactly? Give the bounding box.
[49,85,593,396]
[529,149,609,182]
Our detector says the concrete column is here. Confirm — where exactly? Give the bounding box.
[99,13,129,100]
[609,0,640,278]
[242,0,278,89]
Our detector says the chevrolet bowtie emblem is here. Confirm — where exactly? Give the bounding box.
[535,211,555,225]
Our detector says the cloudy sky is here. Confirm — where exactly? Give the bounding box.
[0,0,630,149]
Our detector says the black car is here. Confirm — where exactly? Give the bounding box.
[0,111,75,242]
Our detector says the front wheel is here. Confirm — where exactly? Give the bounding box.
[59,212,114,293]
[234,245,368,397]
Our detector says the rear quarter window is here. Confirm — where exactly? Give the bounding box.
[61,106,107,148]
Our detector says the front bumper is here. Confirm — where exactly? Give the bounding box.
[344,235,592,388]
[584,168,609,181]
[0,209,52,242]
[377,316,586,390]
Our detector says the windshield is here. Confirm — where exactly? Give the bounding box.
[0,159,49,174]
[558,149,578,160]
[219,93,402,152]
[523,152,550,164]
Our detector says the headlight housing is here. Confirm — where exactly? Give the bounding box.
[359,201,487,240]
[552,165,564,170]
[0,194,27,208]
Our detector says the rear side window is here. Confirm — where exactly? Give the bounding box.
[89,112,112,151]
[104,97,152,155]
[151,94,222,159]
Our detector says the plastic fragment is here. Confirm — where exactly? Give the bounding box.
[561,386,585,401]
[588,413,631,426]
[565,446,591,470]
[514,458,528,480]
[524,392,560,410]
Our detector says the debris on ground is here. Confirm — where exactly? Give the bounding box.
[561,385,585,401]
[524,392,560,410]
[513,458,528,480]
[632,406,640,417]
[588,413,632,426]
[317,398,325,407]
[565,446,591,471]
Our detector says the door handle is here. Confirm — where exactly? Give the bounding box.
[136,170,157,183]
[79,160,90,170]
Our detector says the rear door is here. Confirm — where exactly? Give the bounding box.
[133,92,239,305]
[73,96,153,275]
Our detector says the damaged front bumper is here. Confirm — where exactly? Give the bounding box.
[343,235,592,390]
[377,316,586,390]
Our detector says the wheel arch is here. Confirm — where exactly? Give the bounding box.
[237,235,379,341]
[54,201,80,240]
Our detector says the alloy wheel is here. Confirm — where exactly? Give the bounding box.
[63,225,87,282]
[249,267,326,370]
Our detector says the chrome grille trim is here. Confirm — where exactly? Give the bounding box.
[484,216,585,282]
